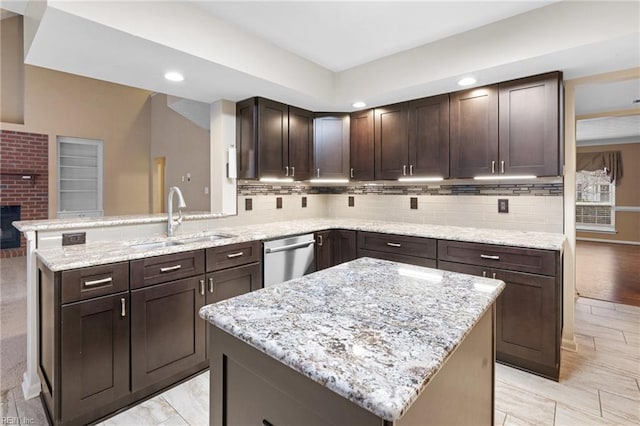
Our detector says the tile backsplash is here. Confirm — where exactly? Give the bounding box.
[235,181,564,233]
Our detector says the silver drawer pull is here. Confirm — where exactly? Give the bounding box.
[491,160,496,174]
[480,254,500,260]
[160,264,182,273]
[121,298,126,317]
[227,252,244,259]
[501,160,505,174]
[387,242,402,248]
[482,271,487,277]
[492,272,497,279]
[291,166,295,177]
[199,279,205,296]
[350,168,354,179]
[285,166,289,176]
[208,277,214,293]
[84,277,112,287]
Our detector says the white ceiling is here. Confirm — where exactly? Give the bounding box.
[3,0,640,114]
[194,1,557,72]
[576,115,640,145]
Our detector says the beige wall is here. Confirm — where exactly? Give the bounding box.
[577,142,640,243]
[1,16,24,124]
[150,94,210,212]
[0,16,152,217]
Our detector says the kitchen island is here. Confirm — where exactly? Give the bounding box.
[200,257,505,425]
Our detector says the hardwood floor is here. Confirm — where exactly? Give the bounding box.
[576,240,640,307]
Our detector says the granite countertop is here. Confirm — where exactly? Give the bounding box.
[199,257,505,421]
[33,218,565,271]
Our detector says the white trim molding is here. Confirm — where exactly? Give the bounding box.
[577,237,640,246]
[615,206,640,212]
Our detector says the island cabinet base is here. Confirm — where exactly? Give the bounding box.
[209,306,495,426]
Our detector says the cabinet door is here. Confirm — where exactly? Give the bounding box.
[258,98,289,178]
[450,86,498,178]
[374,102,409,179]
[499,72,561,176]
[236,98,257,179]
[61,292,130,422]
[206,262,261,305]
[315,230,333,271]
[131,276,206,391]
[288,106,314,180]
[408,94,450,178]
[493,269,558,370]
[333,230,357,266]
[349,109,374,180]
[313,114,350,179]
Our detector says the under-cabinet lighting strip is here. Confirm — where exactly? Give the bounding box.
[259,177,294,183]
[397,177,444,182]
[473,175,537,180]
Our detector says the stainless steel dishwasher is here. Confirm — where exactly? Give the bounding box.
[263,233,316,287]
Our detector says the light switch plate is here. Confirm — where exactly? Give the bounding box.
[498,199,509,213]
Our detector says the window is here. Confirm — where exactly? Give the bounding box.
[57,137,104,218]
[576,169,615,232]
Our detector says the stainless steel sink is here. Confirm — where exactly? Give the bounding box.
[177,233,235,244]
[130,241,184,250]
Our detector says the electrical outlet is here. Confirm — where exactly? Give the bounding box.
[348,196,354,207]
[276,197,283,209]
[410,197,418,209]
[301,196,307,208]
[245,198,252,211]
[498,199,509,213]
[62,232,86,246]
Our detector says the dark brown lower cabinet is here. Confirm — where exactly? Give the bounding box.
[60,292,130,423]
[206,262,262,305]
[315,230,333,271]
[315,229,357,271]
[438,260,560,380]
[131,276,206,391]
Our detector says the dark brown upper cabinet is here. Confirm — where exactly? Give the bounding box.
[236,97,313,180]
[499,72,561,177]
[450,72,562,179]
[408,94,450,178]
[349,109,374,180]
[374,95,449,180]
[313,113,350,179]
[450,85,499,178]
[374,102,409,179]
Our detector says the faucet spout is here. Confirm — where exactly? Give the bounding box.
[167,187,187,237]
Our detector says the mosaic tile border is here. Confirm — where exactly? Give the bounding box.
[237,182,564,196]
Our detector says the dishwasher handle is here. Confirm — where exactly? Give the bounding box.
[265,240,315,254]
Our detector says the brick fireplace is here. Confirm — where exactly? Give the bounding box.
[0,130,49,258]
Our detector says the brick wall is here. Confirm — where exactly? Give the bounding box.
[0,130,49,257]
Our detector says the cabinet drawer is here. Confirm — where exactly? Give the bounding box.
[438,240,557,276]
[358,248,436,268]
[358,232,436,259]
[206,241,260,272]
[130,250,205,289]
[61,262,129,304]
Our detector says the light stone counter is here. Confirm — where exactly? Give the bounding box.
[199,257,505,421]
[32,218,565,271]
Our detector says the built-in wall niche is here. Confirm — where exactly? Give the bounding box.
[57,136,104,218]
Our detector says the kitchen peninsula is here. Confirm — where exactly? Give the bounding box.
[200,257,505,425]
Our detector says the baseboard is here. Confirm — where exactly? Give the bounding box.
[22,372,41,400]
[577,237,640,246]
[561,336,578,352]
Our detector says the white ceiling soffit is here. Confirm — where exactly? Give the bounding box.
[576,115,640,146]
[194,1,557,72]
[575,79,640,116]
[22,1,640,111]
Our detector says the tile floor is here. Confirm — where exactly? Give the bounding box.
[1,260,638,425]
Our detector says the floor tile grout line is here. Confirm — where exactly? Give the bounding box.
[160,394,192,425]
[597,389,603,418]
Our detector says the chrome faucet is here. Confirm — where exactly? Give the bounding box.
[167,186,187,237]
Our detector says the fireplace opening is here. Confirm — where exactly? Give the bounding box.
[1,205,21,249]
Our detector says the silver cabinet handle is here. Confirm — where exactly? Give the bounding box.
[120,297,126,317]
[482,271,487,277]
[208,277,214,293]
[316,168,320,178]
[480,254,500,260]
[84,277,112,287]
[501,161,505,174]
[403,165,407,176]
[318,235,323,246]
[160,264,182,273]
[492,272,497,279]
[199,279,205,296]
[387,242,402,248]
[285,166,289,176]
[410,165,414,175]
[350,168,354,179]
[291,166,295,177]
[227,252,244,259]
[491,161,496,174]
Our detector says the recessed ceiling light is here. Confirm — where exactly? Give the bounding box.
[352,101,366,108]
[164,72,184,82]
[458,77,477,86]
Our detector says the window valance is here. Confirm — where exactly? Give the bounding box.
[576,150,623,182]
